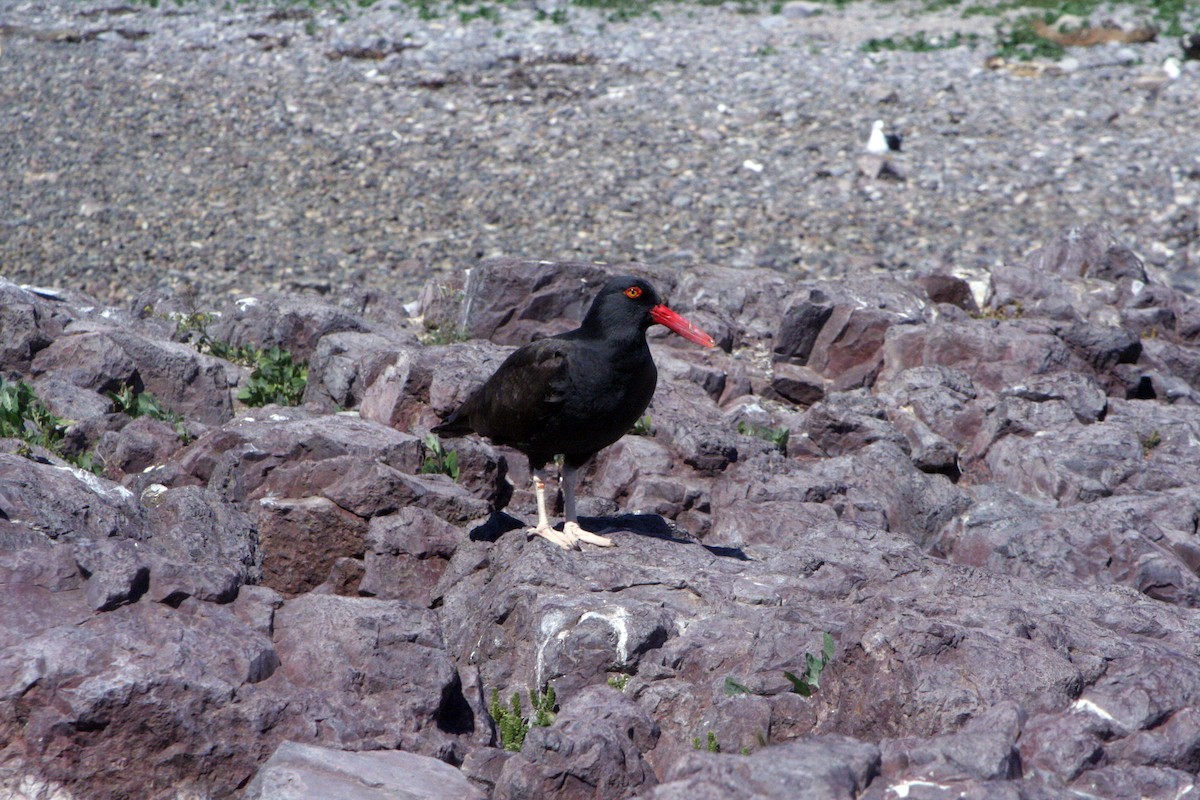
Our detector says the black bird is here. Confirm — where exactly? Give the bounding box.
[432,275,716,550]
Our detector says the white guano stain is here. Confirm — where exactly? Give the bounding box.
[888,780,949,798]
[535,608,572,689]
[1071,698,1115,721]
[54,464,134,501]
[579,606,632,665]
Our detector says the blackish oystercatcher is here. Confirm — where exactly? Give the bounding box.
[432,275,716,550]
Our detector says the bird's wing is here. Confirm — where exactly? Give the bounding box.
[470,338,573,448]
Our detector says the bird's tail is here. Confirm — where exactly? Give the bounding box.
[431,409,472,437]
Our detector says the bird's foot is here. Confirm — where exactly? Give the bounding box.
[528,525,579,551]
[563,521,615,547]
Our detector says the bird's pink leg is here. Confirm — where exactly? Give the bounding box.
[528,469,576,550]
[561,463,614,547]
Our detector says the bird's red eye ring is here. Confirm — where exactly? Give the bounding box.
[624,286,643,299]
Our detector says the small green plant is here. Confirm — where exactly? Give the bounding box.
[419,325,470,346]
[784,632,836,697]
[458,3,500,23]
[534,6,569,22]
[205,339,260,367]
[631,414,654,436]
[108,383,190,442]
[420,433,460,481]
[692,730,720,752]
[0,378,68,452]
[973,299,1024,321]
[175,309,259,367]
[531,685,556,727]
[1141,430,1162,457]
[737,421,789,453]
[754,44,778,56]
[607,673,630,691]
[862,30,978,52]
[489,685,556,752]
[0,377,102,473]
[993,14,1065,61]
[238,347,308,407]
[723,676,755,696]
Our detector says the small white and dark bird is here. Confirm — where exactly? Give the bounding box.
[432,276,716,550]
[866,120,902,154]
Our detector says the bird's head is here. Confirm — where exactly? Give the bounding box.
[585,276,716,348]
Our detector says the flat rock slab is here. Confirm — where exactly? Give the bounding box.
[244,741,486,800]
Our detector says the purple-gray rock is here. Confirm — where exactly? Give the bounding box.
[642,736,879,800]
[494,686,660,800]
[205,295,372,363]
[6,233,1200,799]
[244,740,486,800]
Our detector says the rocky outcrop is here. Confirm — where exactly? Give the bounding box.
[3,225,1200,799]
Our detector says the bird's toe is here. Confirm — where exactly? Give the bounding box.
[564,521,614,547]
[529,525,578,550]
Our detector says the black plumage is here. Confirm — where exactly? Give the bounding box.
[433,275,715,549]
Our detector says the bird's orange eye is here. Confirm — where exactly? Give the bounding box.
[624,286,643,299]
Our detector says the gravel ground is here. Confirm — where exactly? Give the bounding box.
[2,0,1199,308]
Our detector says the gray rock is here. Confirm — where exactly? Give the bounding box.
[168,410,423,503]
[243,740,485,800]
[0,453,144,545]
[932,487,1200,605]
[304,330,419,411]
[7,238,1200,798]
[643,736,880,800]
[361,507,468,605]
[104,329,236,425]
[774,290,835,365]
[1023,223,1148,285]
[94,415,186,474]
[494,685,660,800]
[0,280,67,373]
[880,727,1020,783]
[801,390,909,456]
[272,593,465,754]
[256,495,368,595]
[206,295,372,363]
[30,330,138,393]
[763,362,827,407]
[421,259,613,345]
[880,320,1079,394]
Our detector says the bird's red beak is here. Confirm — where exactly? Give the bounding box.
[649,305,717,348]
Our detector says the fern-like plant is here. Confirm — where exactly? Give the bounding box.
[489,684,557,752]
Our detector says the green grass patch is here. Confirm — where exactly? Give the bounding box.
[993,13,1066,59]
[238,347,308,407]
[862,29,980,51]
